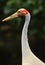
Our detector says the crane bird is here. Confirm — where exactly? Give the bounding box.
[2,8,45,65]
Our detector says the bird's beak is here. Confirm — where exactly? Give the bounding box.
[2,12,18,22]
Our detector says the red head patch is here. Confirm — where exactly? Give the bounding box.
[17,8,29,16]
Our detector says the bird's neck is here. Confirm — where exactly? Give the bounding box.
[22,13,30,45]
[21,13,31,60]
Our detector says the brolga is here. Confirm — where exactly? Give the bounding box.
[2,8,45,65]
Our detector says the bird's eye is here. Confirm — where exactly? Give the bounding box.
[17,11,20,13]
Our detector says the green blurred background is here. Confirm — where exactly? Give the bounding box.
[0,0,45,65]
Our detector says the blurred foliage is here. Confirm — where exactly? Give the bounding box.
[0,0,45,65]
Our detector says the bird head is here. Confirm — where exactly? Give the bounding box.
[2,8,29,22]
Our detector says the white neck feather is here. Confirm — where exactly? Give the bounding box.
[21,13,45,65]
[21,13,31,65]
[21,13,31,55]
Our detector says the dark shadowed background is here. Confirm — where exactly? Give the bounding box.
[0,0,45,65]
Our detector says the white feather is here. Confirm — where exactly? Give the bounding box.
[21,13,45,65]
